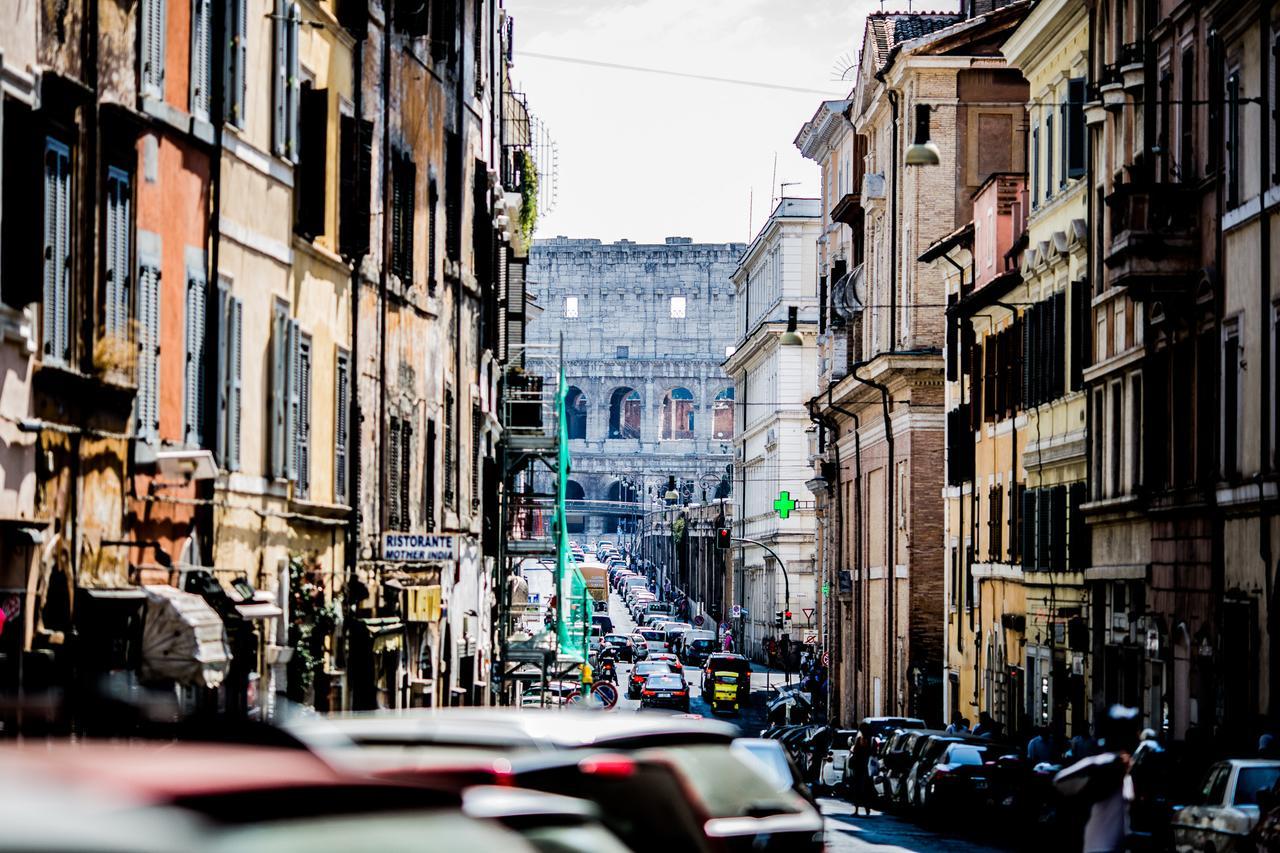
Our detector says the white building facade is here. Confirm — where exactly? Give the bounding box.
[724,198,823,660]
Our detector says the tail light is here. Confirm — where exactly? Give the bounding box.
[642,689,656,697]
[674,690,688,697]
[579,754,637,778]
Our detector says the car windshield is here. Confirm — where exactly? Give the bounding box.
[691,639,716,651]
[642,745,804,819]
[713,675,738,684]
[646,675,684,689]
[947,746,986,766]
[731,742,793,793]
[639,630,663,641]
[604,635,630,644]
[1234,767,1280,805]
[635,663,672,675]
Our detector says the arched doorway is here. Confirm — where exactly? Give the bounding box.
[661,387,695,440]
[565,480,585,534]
[608,388,641,439]
[565,386,588,440]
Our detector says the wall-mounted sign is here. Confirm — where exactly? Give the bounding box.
[383,533,458,563]
[406,586,442,622]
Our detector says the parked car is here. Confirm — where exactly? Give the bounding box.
[640,672,690,711]
[872,728,918,803]
[920,742,1003,813]
[816,728,860,796]
[627,662,674,700]
[731,738,817,806]
[1172,759,1280,853]
[905,734,978,808]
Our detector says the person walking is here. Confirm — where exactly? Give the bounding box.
[1054,705,1141,853]
[945,712,970,734]
[1027,726,1054,765]
[849,724,875,816]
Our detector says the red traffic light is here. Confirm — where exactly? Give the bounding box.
[715,527,731,550]
[784,611,792,620]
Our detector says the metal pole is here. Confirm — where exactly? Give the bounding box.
[733,536,791,689]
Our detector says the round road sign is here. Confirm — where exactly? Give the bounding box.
[591,682,619,709]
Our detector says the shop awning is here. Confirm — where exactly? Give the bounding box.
[356,617,404,653]
[140,585,230,688]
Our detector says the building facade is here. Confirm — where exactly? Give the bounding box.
[526,236,742,563]
[723,198,822,661]
[802,5,1029,726]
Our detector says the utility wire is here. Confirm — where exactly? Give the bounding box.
[516,51,846,96]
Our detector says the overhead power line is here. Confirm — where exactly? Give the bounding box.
[516,51,846,96]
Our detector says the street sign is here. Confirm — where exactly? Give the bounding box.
[693,614,705,627]
[730,604,742,619]
[382,533,458,562]
[821,650,830,666]
[802,608,815,622]
[803,633,818,645]
[773,490,797,519]
[591,682,619,709]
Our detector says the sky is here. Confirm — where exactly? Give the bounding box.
[509,0,949,245]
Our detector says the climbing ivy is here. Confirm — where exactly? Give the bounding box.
[519,149,539,243]
[286,555,337,703]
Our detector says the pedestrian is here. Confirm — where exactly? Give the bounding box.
[1053,704,1141,853]
[973,711,1003,739]
[849,723,875,816]
[722,631,735,653]
[1027,726,1054,765]
[945,712,970,734]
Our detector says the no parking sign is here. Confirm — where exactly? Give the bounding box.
[591,682,619,709]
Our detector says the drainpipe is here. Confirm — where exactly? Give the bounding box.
[346,30,367,707]
[377,10,391,547]
[823,384,865,719]
[851,360,895,713]
[808,386,847,720]
[886,89,901,349]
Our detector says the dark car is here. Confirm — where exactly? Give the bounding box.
[592,614,614,636]
[640,673,690,711]
[601,633,635,662]
[885,729,949,807]
[872,728,917,803]
[679,632,719,666]
[701,653,751,701]
[905,734,986,808]
[627,662,673,699]
[920,741,1014,813]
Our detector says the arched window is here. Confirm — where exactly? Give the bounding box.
[565,480,585,533]
[608,388,641,439]
[713,387,734,439]
[565,387,588,440]
[661,387,696,440]
[565,480,586,500]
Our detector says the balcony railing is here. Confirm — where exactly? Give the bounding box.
[830,191,862,227]
[1103,182,1200,296]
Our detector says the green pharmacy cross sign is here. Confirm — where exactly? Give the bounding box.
[773,490,797,519]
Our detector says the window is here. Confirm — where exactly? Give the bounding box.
[1092,387,1105,499]
[182,262,209,447]
[1225,70,1241,207]
[294,332,312,497]
[140,0,166,98]
[1109,380,1123,496]
[387,416,404,530]
[661,387,695,440]
[1158,69,1172,182]
[608,387,642,439]
[135,248,162,442]
[273,1,301,162]
[471,401,482,510]
[1222,318,1241,478]
[270,301,301,480]
[102,167,132,345]
[224,0,248,126]
[338,114,373,258]
[1129,373,1142,492]
[42,138,72,366]
[563,296,578,318]
[189,0,213,121]
[615,345,629,359]
[444,385,456,508]
[431,0,458,64]
[424,419,436,529]
[1180,49,1195,181]
[335,347,350,502]
[1045,112,1054,199]
[390,148,416,284]
[427,177,438,291]
[1067,78,1086,179]
[445,130,462,262]
[1030,122,1039,206]
[399,417,412,527]
[713,387,734,439]
[295,85,328,239]
[670,296,686,319]
[214,279,243,471]
[988,484,1003,561]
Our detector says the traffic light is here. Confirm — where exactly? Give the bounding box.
[774,611,784,629]
[785,610,792,622]
[715,527,731,550]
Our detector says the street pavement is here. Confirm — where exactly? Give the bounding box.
[605,587,1008,852]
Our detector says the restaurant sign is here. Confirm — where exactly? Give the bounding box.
[382,533,458,563]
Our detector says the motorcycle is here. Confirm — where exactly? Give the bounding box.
[598,660,617,684]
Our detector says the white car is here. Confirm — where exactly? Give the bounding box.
[1173,759,1280,853]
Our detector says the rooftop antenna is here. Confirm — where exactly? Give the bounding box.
[748,188,754,242]
[780,181,800,201]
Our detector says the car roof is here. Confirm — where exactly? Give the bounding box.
[1223,759,1280,768]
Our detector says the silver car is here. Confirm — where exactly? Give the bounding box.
[1173,759,1280,853]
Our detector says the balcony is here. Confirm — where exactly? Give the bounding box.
[1100,64,1125,111]
[1084,82,1107,126]
[1120,43,1145,91]
[1103,183,1200,297]
[830,190,862,227]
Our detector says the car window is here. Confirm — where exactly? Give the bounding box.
[1202,764,1231,805]
[646,674,684,689]
[731,742,794,793]
[946,746,985,766]
[636,663,672,675]
[642,745,806,820]
[1234,767,1280,806]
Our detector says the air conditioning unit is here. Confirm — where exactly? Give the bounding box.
[862,173,886,199]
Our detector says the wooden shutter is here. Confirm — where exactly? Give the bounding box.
[190,0,213,120]
[297,334,312,496]
[425,418,436,530]
[1070,279,1086,391]
[287,4,301,162]
[387,416,402,530]
[1021,486,1036,571]
[335,348,349,502]
[295,86,328,239]
[1050,485,1068,572]
[1036,488,1052,571]
[43,138,72,366]
[1067,78,1085,178]
[273,0,288,156]
[214,279,231,463]
[135,260,162,440]
[271,302,288,477]
[183,269,208,447]
[470,401,481,510]
[443,387,455,506]
[141,0,167,97]
[445,130,461,261]
[224,0,248,126]
[227,296,243,470]
[1068,481,1089,571]
[400,420,412,528]
[339,116,373,259]
[285,318,300,481]
[428,178,438,290]
[104,167,132,343]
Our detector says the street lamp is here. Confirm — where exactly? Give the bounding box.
[779,306,803,346]
[905,103,941,166]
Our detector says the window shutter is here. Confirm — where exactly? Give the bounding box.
[214,279,231,463]
[425,418,436,530]
[1050,485,1067,571]
[1068,481,1089,571]
[1067,78,1085,178]
[297,335,312,497]
[402,156,416,285]
[287,4,301,162]
[471,401,481,510]
[335,348,349,502]
[224,0,248,126]
[227,296,243,470]
[1009,482,1023,563]
[273,0,288,156]
[1021,487,1036,571]
[285,318,300,481]
[141,0,167,97]
[104,168,132,343]
[390,152,404,278]
[431,0,453,62]
[135,261,162,440]
[338,116,373,259]
[1070,279,1086,391]
[190,0,213,120]
[400,420,413,528]
[1036,488,1052,571]
[445,130,461,262]
[1055,291,1067,397]
[443,387,455,507]
[271,303,288,477]
[183,271,208,447]
[43,139,71,366]
[428,178,438,291]
[387,417,402,530]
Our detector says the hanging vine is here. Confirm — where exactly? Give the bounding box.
[518,148,539,242]
[286,555,337,703]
